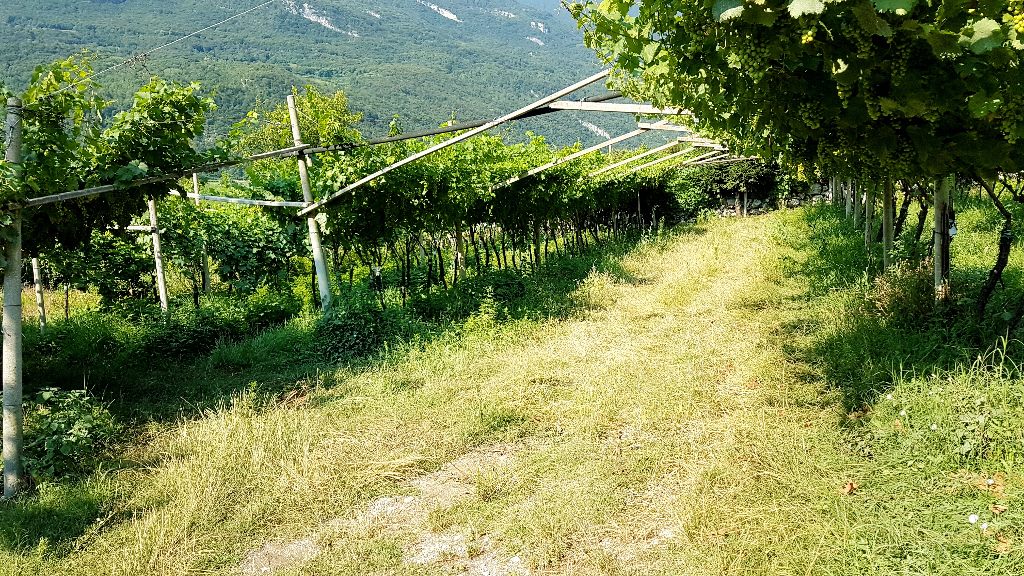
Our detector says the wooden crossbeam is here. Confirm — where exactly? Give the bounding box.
[298,69,612,217]
[623,149,725,177]
[22,144,309,208]
[545,101,684,115]
[168,190,308,208]
[499,127,653,188]
[589,139,686,177]
[637,122,692,133]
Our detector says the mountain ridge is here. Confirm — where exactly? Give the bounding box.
[0,0,637,146]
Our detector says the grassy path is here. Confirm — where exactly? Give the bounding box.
[5,211,1021,575]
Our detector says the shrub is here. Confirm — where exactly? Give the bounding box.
[868,260,936,328]
[314,293,411,361]
[24,388,119,481]
[24,289,303,392]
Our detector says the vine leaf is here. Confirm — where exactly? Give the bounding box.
[872,0,917,14]
[713,0,744,21]
[965,18,1005,54]
[852,2,892,37]
[787,0,825,18]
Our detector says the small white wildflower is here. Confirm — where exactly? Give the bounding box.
[886,394,894,401]
[987,478,995,486]
[968,514,979,524]
[981,522,989,531]
[930,424,938,431]
[899,410,907,417]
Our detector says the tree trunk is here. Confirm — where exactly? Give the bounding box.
[31,257,46,333]
[977,179,1013,319]
[533,220,542,271]
[912,198,929,263]
[436,240,448,290]
[893,187,913,239]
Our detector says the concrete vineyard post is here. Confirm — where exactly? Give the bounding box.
[864,184,876,251]
[148,196,169,313]
[883,181,895,269]
[287,95,332,311]
[845,179,853,219]
[853,180,863,229]
[934,177,953,302]
[3,98,24,499]
[31,258,45,333]
[193,174,210,294]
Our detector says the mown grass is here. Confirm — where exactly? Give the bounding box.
[0,205,1022,575]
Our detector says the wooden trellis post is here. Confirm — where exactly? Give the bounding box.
[31,258,45,333]
[287,95,332,311]
[148,196,169,313]
[3,97,24,499]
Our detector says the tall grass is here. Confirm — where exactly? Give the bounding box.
[0,206,1021,575]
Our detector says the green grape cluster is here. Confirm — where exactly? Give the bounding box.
[837,83,854,108]
[730,37,771,82]
[1000,96,1024,143]
[888,37,912,84]
[801,27,816,45]
[797,102,823,130]
[1009,0,1024,34]
[841,21,874,59]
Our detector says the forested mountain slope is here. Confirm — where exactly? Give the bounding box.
[0,0,626,144]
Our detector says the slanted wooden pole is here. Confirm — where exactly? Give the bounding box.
[287,95,332,311]
[31,258,45,333]
[590,140,686,177]
[148,196,169,313]
[299,69,611,217]
[3,97,24,499]
[192,174,210,294]
[882,180,895,269]
[934,177,953,302]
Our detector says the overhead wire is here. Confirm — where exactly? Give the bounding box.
[32,0,277,102]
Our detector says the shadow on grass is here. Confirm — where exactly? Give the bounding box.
[781,203,1023,412]
[0,480,111,556]
[88,225,708,421]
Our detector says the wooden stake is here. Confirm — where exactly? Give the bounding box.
[3,98,24,499]
[148,196,169,313]
[883,180,895,269]
[287,95,333,311]
[31,258,45,333]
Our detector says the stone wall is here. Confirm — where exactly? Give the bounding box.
[715,184,833,217]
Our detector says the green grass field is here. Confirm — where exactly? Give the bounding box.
[1,205,1021,575]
